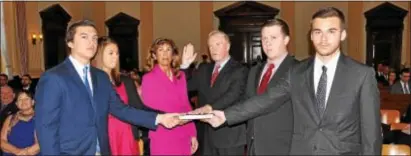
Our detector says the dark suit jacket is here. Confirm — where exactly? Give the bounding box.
[390,81,411,94]
[244,55,298,155]
[21,84,36,95]
[120,75,164,140]
[120,75,145,140]
[35,58,158,155]
[401,104,410,123]
[376,73,388,85]
[185,58,248,148]
[224,54,382,155]
[0,101,18,132]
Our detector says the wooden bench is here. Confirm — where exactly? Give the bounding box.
[380,94,410,115]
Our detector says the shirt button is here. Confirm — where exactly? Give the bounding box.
[319,128,323,131]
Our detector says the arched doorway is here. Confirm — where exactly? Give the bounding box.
[214,1,279,66]
[40,4,71,70]
[105,12,140,71]
[365,2,408,71]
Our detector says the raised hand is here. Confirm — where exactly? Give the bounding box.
[204,110,226,128]
[182,43,197,66]
[157,113,180,129]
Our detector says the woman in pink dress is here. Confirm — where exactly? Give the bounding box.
[141,38,198,155]
[92,37,139,155]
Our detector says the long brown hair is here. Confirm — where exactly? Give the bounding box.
[144,38,181,78]
[92,36,121,86]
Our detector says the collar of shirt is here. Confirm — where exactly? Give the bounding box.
[69,55,90,80]
[214,56,231,72]
[313,50,341,104]
[400,80,409,89]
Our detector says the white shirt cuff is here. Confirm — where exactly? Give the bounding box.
[155,115,159,125]
[180,63,191,69]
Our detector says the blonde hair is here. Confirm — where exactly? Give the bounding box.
[208,30,231,45]
[92,36,121,86]
[144,38,181,79]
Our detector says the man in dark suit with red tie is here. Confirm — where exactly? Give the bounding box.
[181,30,248,155]
[243,19,298,155]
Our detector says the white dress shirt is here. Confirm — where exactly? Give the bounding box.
[314,51,340,106]
[212,56,231,72]
[400,81,410,94]
[69,56,93,95]
[258,53,288,85]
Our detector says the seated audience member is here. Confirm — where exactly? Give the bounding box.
[390,125,411,146]
[397,124,410,146]
[381,123,394,144]
[195,54,211,69]
[390,68,410,94]
[385,70,397,87]
[402,104,410,123]
[20,74,35,95]
[0,74,8,87]
[0,86,19,156]
[1,90,39,156]
[0,86,18,131]
[376,63,389,84]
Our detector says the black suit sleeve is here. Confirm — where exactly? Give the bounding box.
[212,67,248,110]
[121,76,165,114]
[106,75,157,130]
[184,64,203,92]
[224,68,292,125]
[359,68,382,155]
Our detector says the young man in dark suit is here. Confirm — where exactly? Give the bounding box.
[181,30,248,155]
[390,68,410,94]
[205,7,382,155]
[35,20,181,155]
[242,18,299,155]
[20,74,36,95]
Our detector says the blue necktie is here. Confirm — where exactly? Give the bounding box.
[83,66,92,96]
[82,66,100,154]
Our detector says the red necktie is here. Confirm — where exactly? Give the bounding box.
[257,64,275,94]
[210,64,221,87]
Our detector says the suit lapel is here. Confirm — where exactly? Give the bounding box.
[64,59,93,103]
[270,56,292,85]
[321,55,349,121]
[90,67,99,113]
[305,57,321,124]
[211,58,233,88]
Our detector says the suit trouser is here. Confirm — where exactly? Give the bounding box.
[202,132,245,156]
[203,145,244,156]
[248,139,256,156]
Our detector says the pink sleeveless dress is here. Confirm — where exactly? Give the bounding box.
[108,82,139,155]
